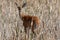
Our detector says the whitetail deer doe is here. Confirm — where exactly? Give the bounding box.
[15,2,40,36]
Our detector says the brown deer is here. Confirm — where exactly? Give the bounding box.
[15,2,40,38]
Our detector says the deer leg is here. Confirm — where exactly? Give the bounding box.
[33,21,37,36]
[27,27,29,39]
[24,27,27,33]
[32,24,37,38]
[32,28,36,35]
[24,27,27,40]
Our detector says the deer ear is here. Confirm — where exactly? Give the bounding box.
[22,3,27,8]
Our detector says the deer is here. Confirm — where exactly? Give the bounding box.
[15,2,40,39]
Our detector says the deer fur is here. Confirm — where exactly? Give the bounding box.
[15,2,40,35]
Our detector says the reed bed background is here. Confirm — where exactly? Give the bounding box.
[0,0,60,40]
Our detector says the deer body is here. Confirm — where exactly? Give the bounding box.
[15,2,40,35]
[22,15,40,34]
